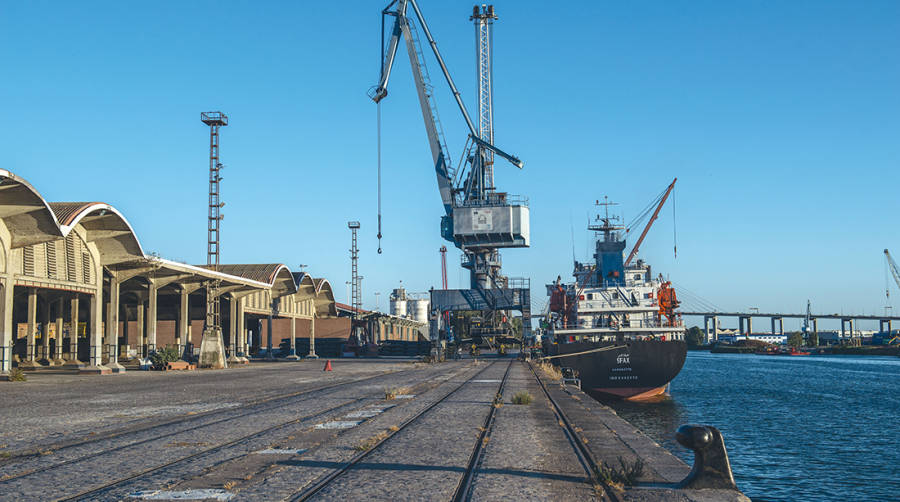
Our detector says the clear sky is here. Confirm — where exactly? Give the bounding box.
[2,1,898,331]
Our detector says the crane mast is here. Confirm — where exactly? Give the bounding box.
[371,0,529,290]
[372,1,533,341]
[885,249,900,297]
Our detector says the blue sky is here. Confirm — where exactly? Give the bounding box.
[2,1,898,330]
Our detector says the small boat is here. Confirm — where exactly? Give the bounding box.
[787,347,810,356]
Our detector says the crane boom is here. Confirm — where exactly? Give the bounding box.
[624,178,677,266]
[371,0,523,217]
[885,249,900,294]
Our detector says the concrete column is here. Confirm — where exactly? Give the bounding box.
[136,303,145,358]
[0,280,14,375]
[812,318,818,337]
[54,297,64,363]
[738,317,744,336]
[40,299,51,363]
[712,316,718,343]
[849,319,855,343]
[747,317,753,337]
[106,278,124,372]
[285,316,299,360]
[83,290,109,373]
[771,317,776,336]
[26,287,37,363]
[147,283,157,354]
[266,311,274,360]
[778,318,784,336]
[227,296,237,362]
[307,313,318,359]
[236,299,248,362]
[177,288,188,356]
[68,297,81,363]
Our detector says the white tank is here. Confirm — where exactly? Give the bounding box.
[390,299,407,317]
[409,299,429,324]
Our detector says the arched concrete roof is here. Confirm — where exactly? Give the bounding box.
[213,264,298,296]
[291,272,317,296]
[48,202,144,265]
[0,170,64,248]
[312,278,337,316]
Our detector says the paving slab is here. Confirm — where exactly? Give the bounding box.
[532,363,750,502]
[469,362,597,501]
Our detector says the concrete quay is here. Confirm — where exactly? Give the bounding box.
[0,357,747,501]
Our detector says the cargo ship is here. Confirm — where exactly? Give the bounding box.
[542,194,686,401]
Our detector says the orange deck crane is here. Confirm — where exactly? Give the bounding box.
[624,178,677,267]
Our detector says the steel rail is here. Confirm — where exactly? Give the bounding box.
[289,359,511,502]
[528,362,624,502]
[51,362,476,502]
[55,396,371,502]
[451,358,514,502]
[1,366,412,468]
[0,368,417,483]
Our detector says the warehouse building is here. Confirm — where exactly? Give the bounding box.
[0,169,344,377]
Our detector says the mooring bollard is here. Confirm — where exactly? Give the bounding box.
[675,424,739,490]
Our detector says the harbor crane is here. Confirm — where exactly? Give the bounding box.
[371,1,532,340]
[884,249,900,298]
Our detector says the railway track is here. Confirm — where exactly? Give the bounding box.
[0,363,473,502]
[289,359,513,502]
[451,360,513,502]
[0,367,409,470]
[528,361,621,502]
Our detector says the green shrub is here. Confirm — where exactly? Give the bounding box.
[7,368,26,382]
[149,347,181,370]
[511,391,533,405]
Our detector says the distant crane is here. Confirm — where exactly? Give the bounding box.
[624,178,677,267]
[802,299,812,340]
[439,245,448,290]
[884,249,900,298]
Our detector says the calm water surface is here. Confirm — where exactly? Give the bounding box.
[606,351,900,502]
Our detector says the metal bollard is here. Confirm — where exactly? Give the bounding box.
[675,424,739,490]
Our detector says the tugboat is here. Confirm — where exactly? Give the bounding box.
[542,191,686,401]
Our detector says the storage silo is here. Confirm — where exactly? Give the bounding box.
[409,299,429,324]
[389,288,408,317]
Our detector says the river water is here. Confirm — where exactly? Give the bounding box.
[606,351,900,502]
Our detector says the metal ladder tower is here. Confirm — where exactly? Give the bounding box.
[348,221,362,343]
[471,4,497,192]
[199,111,228,368]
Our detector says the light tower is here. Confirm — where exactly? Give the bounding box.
[199,111,228,369]
[348,221,362,343]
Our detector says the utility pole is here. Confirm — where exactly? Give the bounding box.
[199,111,228,369]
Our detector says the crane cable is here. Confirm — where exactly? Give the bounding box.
[672,183,677,259]
[377,100,383,254]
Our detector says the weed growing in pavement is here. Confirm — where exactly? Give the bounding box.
[511,391,533,405]
[7,368,26,382]
[592,457,645,490]
[354,430,390,451]
[538,361,562,381]
[383,387,410,400]
[223,481,237,490]
[165,441,210,448]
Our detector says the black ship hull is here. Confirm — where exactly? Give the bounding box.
[544,339,687,401]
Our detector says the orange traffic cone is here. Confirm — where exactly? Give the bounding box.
[323,360,333,372]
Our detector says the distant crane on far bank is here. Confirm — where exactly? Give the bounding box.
[884,249,900,299]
